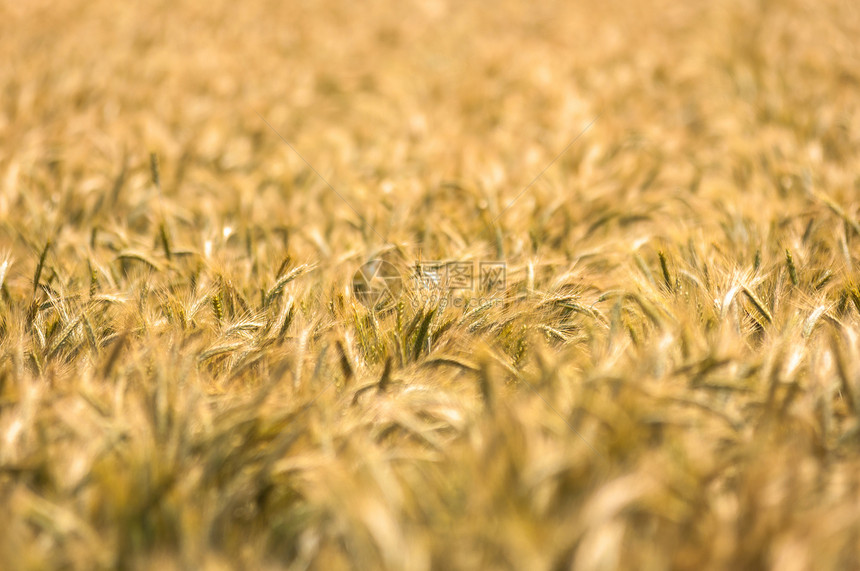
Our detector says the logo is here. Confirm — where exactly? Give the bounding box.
[352,259,402,309]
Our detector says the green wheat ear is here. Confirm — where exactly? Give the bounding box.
[33,240,51,296]
[412,307,435,361]
[785,249,799,286]
[149,152,161,191]
[741,285,773,325]
[658,250,673,292]
[211,293,224,322]
[158,222,171,261]
[335,339,354,383]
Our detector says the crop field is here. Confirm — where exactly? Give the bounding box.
[1,0,860,569]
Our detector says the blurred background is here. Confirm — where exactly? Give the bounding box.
[2,0,856,262]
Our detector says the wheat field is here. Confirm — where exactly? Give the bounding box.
[1,0,860,569]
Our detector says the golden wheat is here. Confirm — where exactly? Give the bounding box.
[1,0,859,569]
